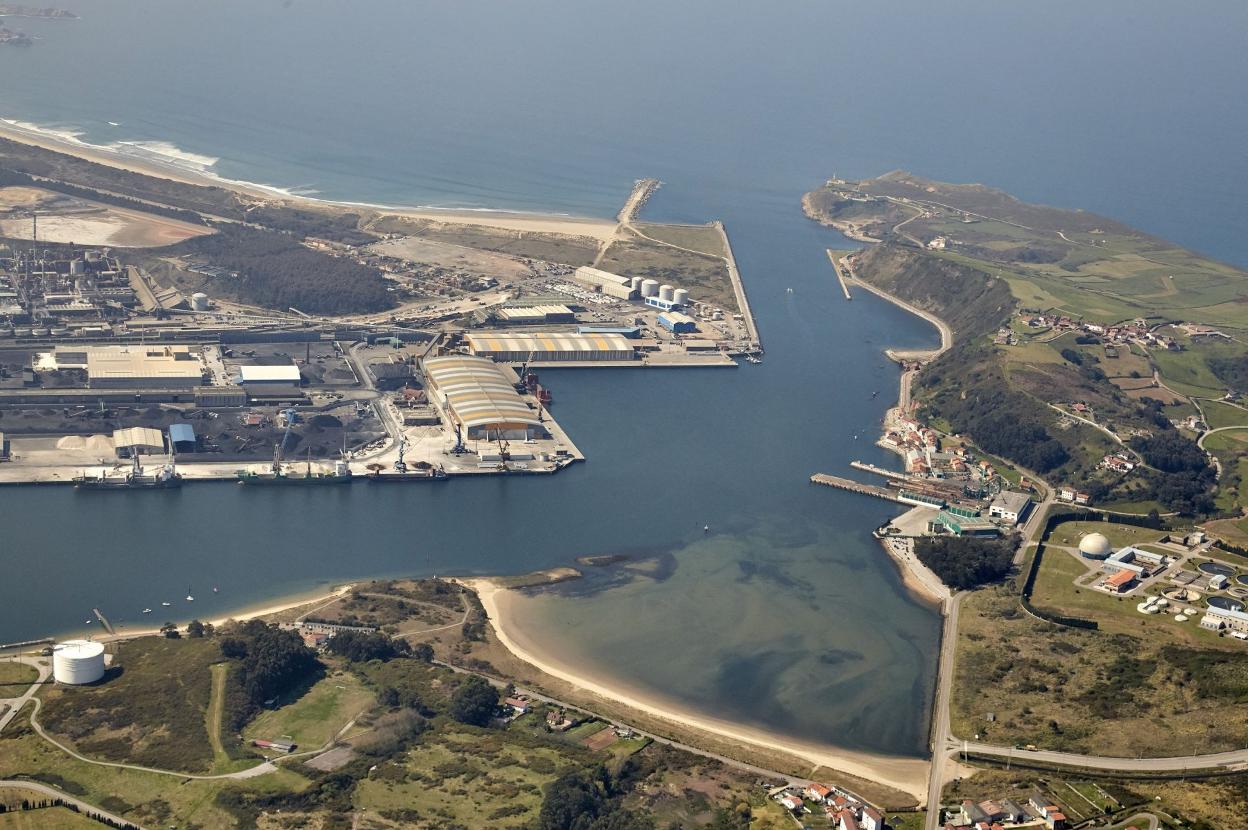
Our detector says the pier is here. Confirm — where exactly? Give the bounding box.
[849,460,915,482]
[618,178,662,224]
[717,221,761,352]
[810,473,901,503]
[826,249,852,300]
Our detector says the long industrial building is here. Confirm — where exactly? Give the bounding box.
[422,354,550,441]
[39,345,204,389]
[465,332,635,362]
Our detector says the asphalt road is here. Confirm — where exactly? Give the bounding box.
[0,779,144,829]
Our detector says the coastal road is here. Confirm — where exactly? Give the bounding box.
[0,779,146,829]
[0,655,49,735]
[923,591,963,830]
[948,739,1248,774]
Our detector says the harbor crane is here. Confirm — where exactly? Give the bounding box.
[395,434,408,473]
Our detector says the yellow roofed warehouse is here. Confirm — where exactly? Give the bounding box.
[422,354,550,441]
[464,332,635,362]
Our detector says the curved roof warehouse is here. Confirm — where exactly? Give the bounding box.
[422,354,550,441]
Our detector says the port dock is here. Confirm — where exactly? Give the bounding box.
[810,473,902,503]
[827,249,852,300]
[717,221,761,353]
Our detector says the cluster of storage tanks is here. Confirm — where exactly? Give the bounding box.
[629,277,689,307]
[52,640,106,685]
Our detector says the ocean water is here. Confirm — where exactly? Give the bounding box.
[1,0,1246,758]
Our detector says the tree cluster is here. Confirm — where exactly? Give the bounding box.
[447,675,500,727]
[915,535,1018,590]
[538,767,655,830]
[323,630,409,663]
[219,620,321,729]
[1209,356,1248,394]
[174,225,394,315]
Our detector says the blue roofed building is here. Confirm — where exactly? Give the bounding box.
[169,422,197,453]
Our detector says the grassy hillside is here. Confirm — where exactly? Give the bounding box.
[808,171,1248,331]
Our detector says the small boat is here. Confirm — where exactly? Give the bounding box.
[213,587,219,593]
[703,524,710,533]
[871,390,879,398]
[186,592,195,602]
[142,608,152,614]
[85,619,92,624]
[786,287,794,294]
[107,121,120,127]
[161,601,171,607]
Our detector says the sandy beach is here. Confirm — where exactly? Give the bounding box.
[463,577,930,801]
[71,583,358,646]
[0,119,617,240]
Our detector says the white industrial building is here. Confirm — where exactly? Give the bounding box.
[465,332,636,362]
[988,491,1032,525]
[422,354,549,441]
[1200,605,1248,635]
[495,305,575,324]
[112,426,167,456]
[53,640,106,684]
[236,364,303,396]
[38,345,204,389]
[572,267,638,300]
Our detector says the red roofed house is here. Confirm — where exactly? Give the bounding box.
[804,784,832,803]
[779,794,804,813]
[861,805,885,830]
[838,812,861,830]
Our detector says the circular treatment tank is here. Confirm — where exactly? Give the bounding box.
[1078,532,1112,559]
[672,288,690,306]
[1208,596,1246,613]
[640,279,659,297]
[659,284,674,302]
[52,640,105,685]
[1198,561,1235,578]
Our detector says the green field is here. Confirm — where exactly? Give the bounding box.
[37,638,222,774]
[353,729,572,829]
[0,807,103,829]
[1201,400,1248,430]
[0,709,311,829]
[243,669,374,752]
[597,229,739,313]
[633,222,727,257]
[0,661,38,689]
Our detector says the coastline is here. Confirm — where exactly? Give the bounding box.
[0,118,617,240]
[50,583,358,646]
[461,577,930,801]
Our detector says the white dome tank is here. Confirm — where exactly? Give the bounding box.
[659,284,674,302]
[672,288,689,306]
[629,277,642,292]
[190,292,210,311]
[640,279,659,297]
[53,640,105,685]
[1078,532,1112,559]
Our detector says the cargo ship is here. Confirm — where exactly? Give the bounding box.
[74,456,183,489]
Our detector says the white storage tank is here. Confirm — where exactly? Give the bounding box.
[659,284,674,302]
[640,279,659,297]
[672,288,689,307]
[53,640,105,685]
[629,276,642,293]
[190,292,210,311]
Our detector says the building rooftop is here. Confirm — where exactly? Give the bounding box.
[237,365,302,383]
[422,354,544,432]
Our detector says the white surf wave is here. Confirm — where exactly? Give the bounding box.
[0,116,590,218]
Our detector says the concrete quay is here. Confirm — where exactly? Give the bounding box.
[826,249,853,300]
[715,221,761,353]
[809,473,902,503]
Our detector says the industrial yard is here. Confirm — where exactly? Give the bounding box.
[0,173,763,486]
